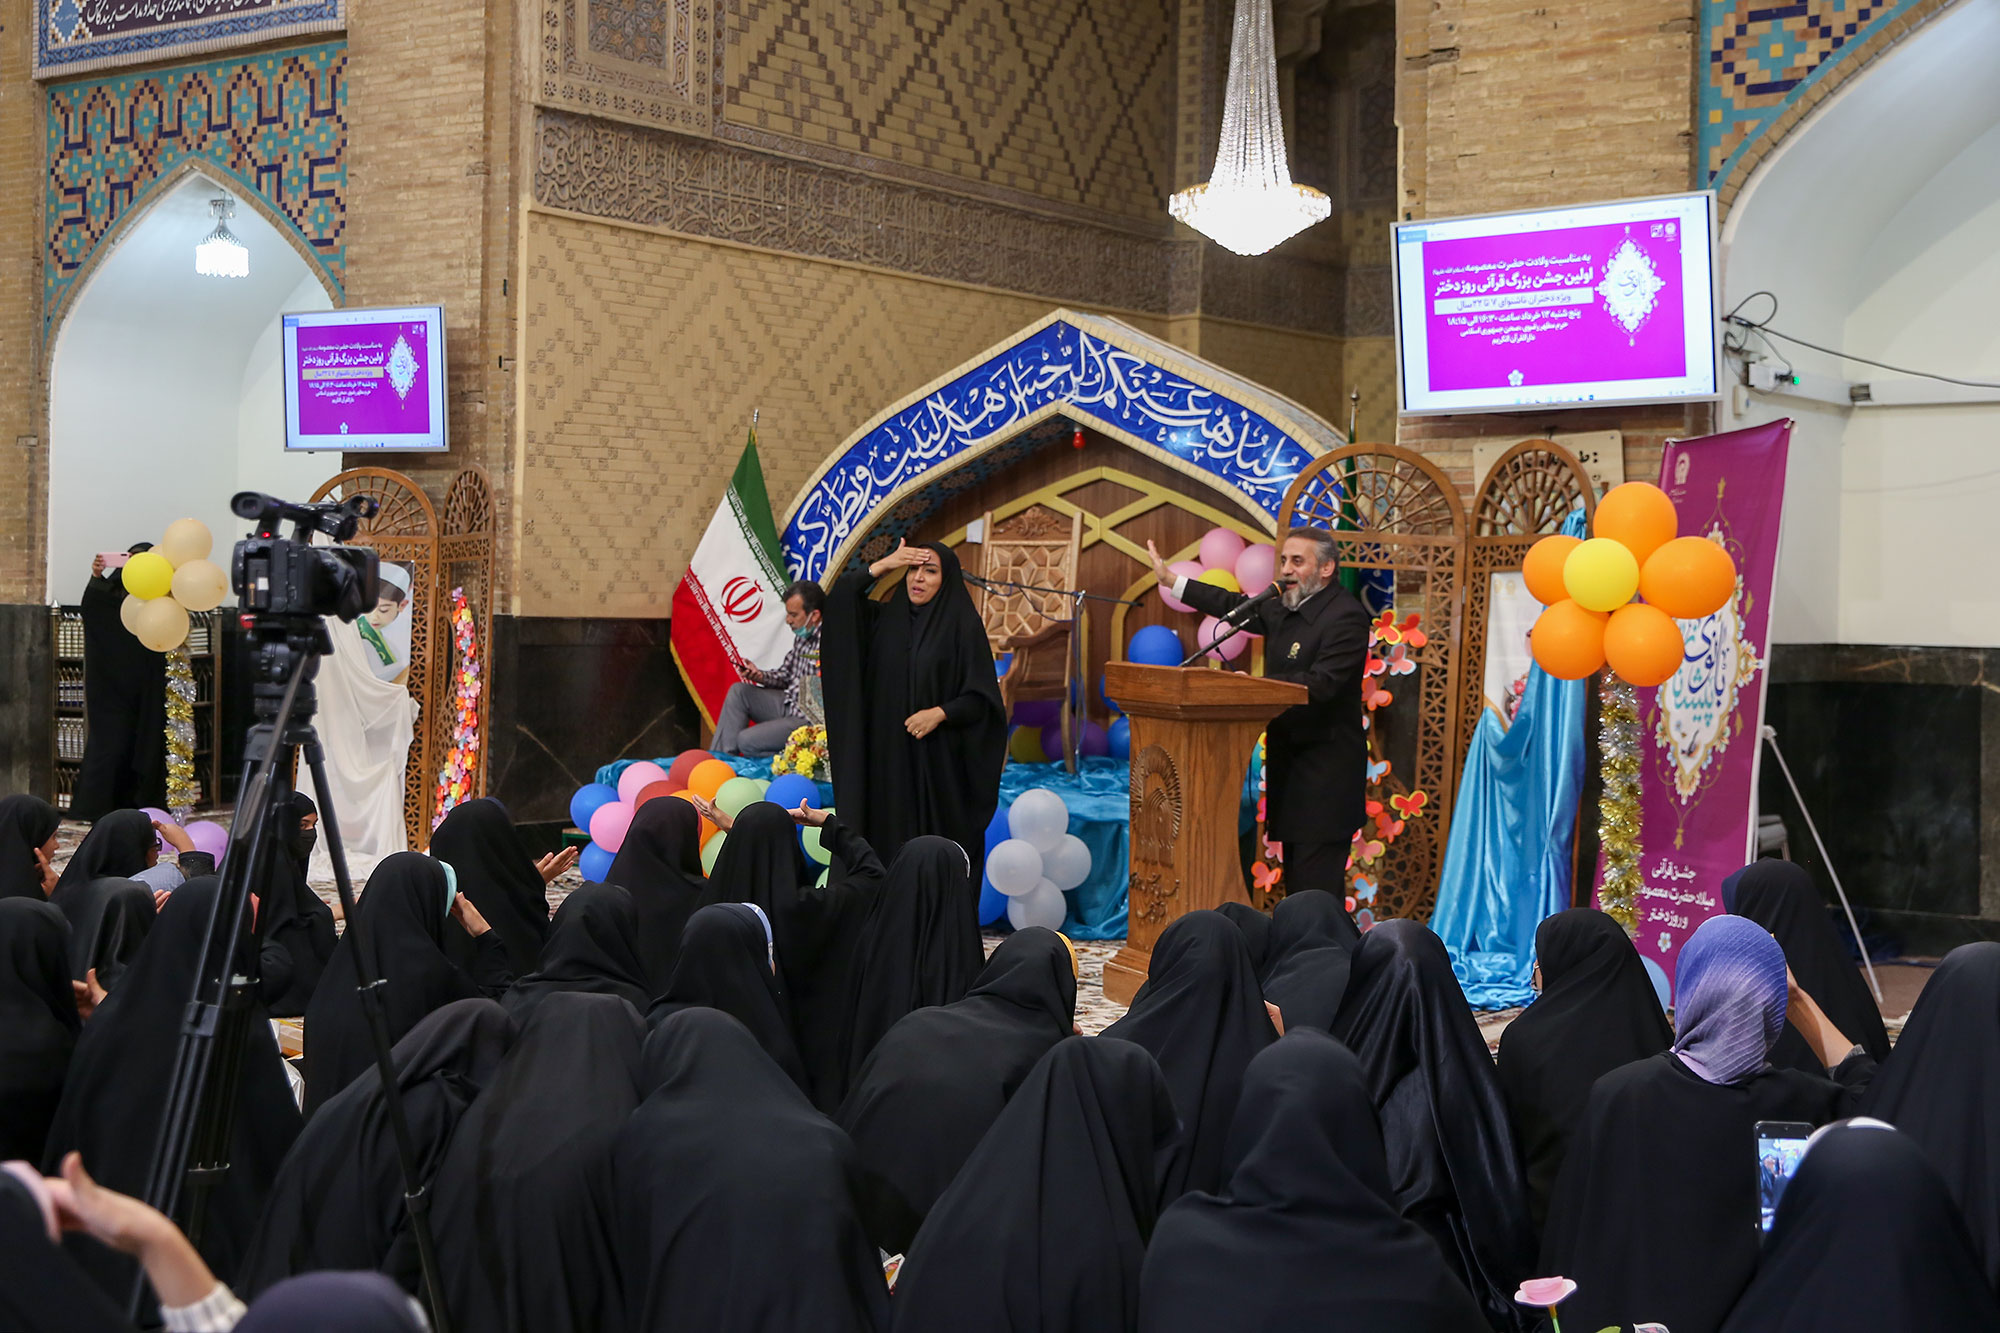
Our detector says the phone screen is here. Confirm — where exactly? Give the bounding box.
[1755,1122,1811,1232]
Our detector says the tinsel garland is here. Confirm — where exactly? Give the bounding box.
[164,647,197,821]
[1597,675,1643,934]
[432,588,483,826]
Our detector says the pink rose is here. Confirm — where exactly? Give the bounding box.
[1515,1277,1577,1307]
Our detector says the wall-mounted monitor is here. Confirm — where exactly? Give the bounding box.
[1392,192,1719,416]
[282,305,448,451]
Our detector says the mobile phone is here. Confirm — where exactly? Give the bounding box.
[98,550,129,571]
[1755,1120,1812,1232]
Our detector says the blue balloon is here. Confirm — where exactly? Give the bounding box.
[1100,673,1123,716]
[977,803,1012,925]
[1108,715,1131,760]
[569,782,619,832]
[579,842,616,883]
[1127,624,1183,667]
[765,773,820,813]
[983,803,1011,854]
[996,652,1013,679]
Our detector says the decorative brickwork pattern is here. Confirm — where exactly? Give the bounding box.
[540,0,708,132]
[717,0,1177,223]
[1700,0,1960,206]
[44,44,347,333]
[36,0,344,79]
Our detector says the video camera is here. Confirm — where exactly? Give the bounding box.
[229,491,380,623]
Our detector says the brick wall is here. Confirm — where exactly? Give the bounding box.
[0,10,43,603]
[1396,0,1706,488]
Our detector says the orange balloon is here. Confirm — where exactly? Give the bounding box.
[687,758,738,802]
[1640,536,1738,619]
[1593,483,1679,566]
[669,789,699,805]
[1530,600,1607,680]
[634,780,676,808]
[699,819,720,846]
[1603,602,1685,687]
[1522,534,1580,606]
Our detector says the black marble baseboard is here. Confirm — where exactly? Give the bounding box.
[1763,643,2000,955]
[486,615,702,825]
[0,603,54,798]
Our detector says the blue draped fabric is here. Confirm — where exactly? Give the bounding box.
[1430,512,1589,1009]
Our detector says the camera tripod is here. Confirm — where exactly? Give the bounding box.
[130,618,454,1330]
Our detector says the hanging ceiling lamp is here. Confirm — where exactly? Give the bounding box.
[1169,0,1330,256]
[194,197,248,278]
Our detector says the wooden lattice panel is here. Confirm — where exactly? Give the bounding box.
[310,468,439,851]
[1280,444,1467,923]
[977,504,1082,652]
[1460,442,1596,776]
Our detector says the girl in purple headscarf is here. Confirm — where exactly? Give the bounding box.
[1537,913,1876,1333]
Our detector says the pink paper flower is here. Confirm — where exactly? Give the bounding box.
[1515,1278,1576,1307]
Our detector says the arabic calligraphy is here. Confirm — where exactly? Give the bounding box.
[783,322,1317,579]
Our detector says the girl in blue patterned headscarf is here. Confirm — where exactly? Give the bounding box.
[1671,914,1789,1086]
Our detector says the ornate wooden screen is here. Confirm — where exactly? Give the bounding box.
[310,468,439,851]
[1460,441,1597,774]
[438,468,498,810]
[975,505,1083,652]
[1279,444,1467,923]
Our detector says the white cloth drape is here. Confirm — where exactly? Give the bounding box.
[308,615,419,886]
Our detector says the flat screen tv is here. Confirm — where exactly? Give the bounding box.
[1391,192,1719,416]
[282,305,448,452]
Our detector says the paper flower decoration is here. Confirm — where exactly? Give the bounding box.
[772,725,830,780]
[432,588,483,826]
[1514,1276,1579,1333]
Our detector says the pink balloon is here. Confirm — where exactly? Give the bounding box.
[589,800,635,854]
[184,820,230,863]
[616,761,669,806]
[1234,542,1276,594]
[1199,527,1246,572]
[139,807,174,852]
[1197,615,1250,662]
[1161,560,1205,614]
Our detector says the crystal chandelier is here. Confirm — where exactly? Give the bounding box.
[194,197,248,278]
[1169,0,1330,256]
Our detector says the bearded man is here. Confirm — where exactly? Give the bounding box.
[1148,527,1370,900]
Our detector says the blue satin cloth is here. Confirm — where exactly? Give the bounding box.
[1430,516,1590,1010]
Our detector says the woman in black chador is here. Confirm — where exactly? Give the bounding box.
[820,539,1006,882]
[70,547,167,820]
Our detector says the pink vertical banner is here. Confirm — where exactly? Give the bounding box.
[1602,420,1791,994]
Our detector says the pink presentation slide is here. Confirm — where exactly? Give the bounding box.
[1421,219,1687,393]
[293,319,433,437]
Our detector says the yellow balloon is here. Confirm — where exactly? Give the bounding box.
[121,550,174,601]
[170,558,229,613]
[158,518,213,568]
[1562,537,1641,613]
[119,594,146,635]
[132,597,190,652]
[1195,568,1242,594]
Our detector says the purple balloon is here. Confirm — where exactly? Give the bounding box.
[1078,720,1109,757]
[1013,699,1060,729]
[1039,723,1065,763]
[139,807,173,852]
[184,820,229,863]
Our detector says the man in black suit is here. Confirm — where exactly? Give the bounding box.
[1147,528,1371,900]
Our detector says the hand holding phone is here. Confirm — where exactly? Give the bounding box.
[1755,1120,1812,1232]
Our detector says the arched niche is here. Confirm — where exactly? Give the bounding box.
[780,309,1346,581]
[46,163,336,601]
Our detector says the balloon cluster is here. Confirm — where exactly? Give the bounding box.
[120,518,229,652]
[1005,699,1109,766]
[140,807,228,863]
[1523,484,1737,686]
[571,753,834,883]
[980,788,1091,930]
[1158,527,1274,663]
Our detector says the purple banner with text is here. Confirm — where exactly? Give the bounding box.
[1600,419,1791,992]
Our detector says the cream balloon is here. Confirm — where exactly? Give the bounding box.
[119,594,147,635]
[169,558,229,612]
[158,518,213,568]
[132,597,190,652]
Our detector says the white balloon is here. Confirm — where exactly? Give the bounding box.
[986,838,1045,896]
[1006,879,1067,930]
[1007,788,1070,853]
[1042,833,1092,892]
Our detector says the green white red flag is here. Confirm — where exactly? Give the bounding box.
[671,430,792,726]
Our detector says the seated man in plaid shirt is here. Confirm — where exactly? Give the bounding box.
[715,579,825,756]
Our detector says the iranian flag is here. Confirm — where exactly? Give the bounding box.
[671,430,794,727]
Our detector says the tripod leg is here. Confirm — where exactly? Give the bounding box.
[1762,727,1885,1003]
[301,737,455,1333]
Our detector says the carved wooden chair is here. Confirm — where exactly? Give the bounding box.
[975,506,1084,772]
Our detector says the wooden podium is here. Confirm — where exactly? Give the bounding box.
[1101,663,1308,1005]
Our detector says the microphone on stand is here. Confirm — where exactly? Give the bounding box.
[1179,580,1290,666]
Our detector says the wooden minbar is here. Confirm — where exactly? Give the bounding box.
[1101,663,1307,1005]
